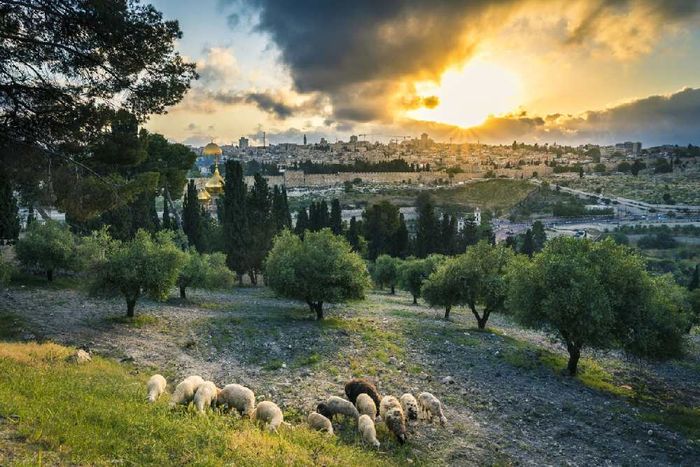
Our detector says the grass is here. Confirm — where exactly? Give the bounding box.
[639,406,700,443]
[0,310,28,340]
[105,314,160,328]
[0,341,402,466]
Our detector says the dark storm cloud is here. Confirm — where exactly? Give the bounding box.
[208,90,326,119]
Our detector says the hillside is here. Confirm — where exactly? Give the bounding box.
[1,284,699,465]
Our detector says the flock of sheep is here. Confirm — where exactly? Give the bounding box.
[146,374,447,448]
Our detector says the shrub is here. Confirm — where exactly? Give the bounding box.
[92,230,185,317]
[15,221,76,281]
[177,250,235,299]
[0,255,14,285]
[264,229,371,319]
[506,237,688,375]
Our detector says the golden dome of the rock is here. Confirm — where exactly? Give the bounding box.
[203,142,222,156]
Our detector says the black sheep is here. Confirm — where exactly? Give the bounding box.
[344,378,381,416]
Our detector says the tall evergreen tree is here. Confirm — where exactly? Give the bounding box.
[521,229,535,258]
[532,220,546,252]
[295,207,309,237]
[318,200,330,230]
[271,185,292,232]
[308,202,319,231]
[346,216,361,252]
[460,216,480,249]
[440,213,457,255]
[222,161,249,284]
[0,168,20,243]
[330,199,343,235]
[689,264,699,291]
[362,201,400,260]
[182,180,203,251]
[247,173,273,284]
[415,193,439,258]
[392,213,409,258]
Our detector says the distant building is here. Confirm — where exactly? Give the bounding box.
[349,135,358,144]
[239,137,249,149]
[303,134,307,146]
[614,141,642,156]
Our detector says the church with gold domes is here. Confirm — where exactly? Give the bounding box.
[194,141,225,214]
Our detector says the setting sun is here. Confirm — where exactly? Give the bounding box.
[408,58,523,128]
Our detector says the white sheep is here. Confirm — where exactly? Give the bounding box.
[194,381,219,413]
[358,414,380,448]
[355,393,377,419]
[317,396,360,422]
[307,411,334,435]
[146,374,167,403]
[218,383,256,418]
[253,400,285,432]
[399,393,419,421]
[417,391,447,426]
[170,375,205,407]
[379,396,408,444]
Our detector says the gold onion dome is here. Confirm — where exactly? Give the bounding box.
[205,164,224,194]
[197,189,212,202]
[203,142,222,156]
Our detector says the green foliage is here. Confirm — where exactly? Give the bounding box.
[177,250,235,299]
[422,241,513,324]
[362,201,401,260]
[222,161,250,283]
[0,255,14,285]
[0,167,20,242]
[398,254,445,304]
[182,179,203,251]
[372,255,401,293]
[74,227,117,272]
[638,231,678,249]
[92,230,185,317]
[265,229,371,319]
[247,173,274,283]
[15,221,76,281]
[415,193,439,258]
[506,237,689,375]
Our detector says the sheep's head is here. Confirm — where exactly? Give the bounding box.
[316,402,332,419]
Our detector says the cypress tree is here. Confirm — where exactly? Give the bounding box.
[272,185,292,232]
[689,264,699,291]
[330,199,343,235]
[521,229,535,258]
[182,179,203,251]
[0,168,20,243]
[246,173,272,284]
[318,200,330,229]
[415,193,438,258]
[308,202,319,231]
[346,216,361,252]
[295,207,309,237]
[392,213,409,258]
[222,161,249,285]
[532,220,546,252]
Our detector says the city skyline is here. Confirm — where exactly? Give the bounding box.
[146,0,700,147]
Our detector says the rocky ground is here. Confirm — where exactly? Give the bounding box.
[1,283,699,466]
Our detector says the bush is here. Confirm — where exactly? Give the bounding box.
[264,229,371,319]
[92,230,185,317]
[372,255,401,294]
[177,250,235,299]
[637,231,678,249]
[506,237,688,375]
[0,255,14,285]
[15,221,76,281]
[422,241,513,325]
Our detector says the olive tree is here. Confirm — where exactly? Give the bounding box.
[92,230,185,317]
[264,229,371,319]
[372,254,401,294]
[422,241,513,324]
[398,254,445,304]
[177,250,235,299]
[506,237,688,375]
[15,221,76,281]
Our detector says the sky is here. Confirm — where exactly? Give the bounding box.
[145,0,700,147]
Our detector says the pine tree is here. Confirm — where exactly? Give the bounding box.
[460,216,480,249]
[246,173,272,284]
[330,198,343,235]
[532,220,546,252]
[416,193,438,258]
[318,200,330,229]
[440,213,457,255]
[308,202,319,231]
[0,168,20,243]
[162,196,172,230]
[295,207,309,237]
[222,160,249,284]
[183,179,203,251]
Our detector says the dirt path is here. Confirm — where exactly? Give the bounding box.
[1,285,698,466]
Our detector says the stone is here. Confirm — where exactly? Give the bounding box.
[441,376,455,384]
[68,349,92,364]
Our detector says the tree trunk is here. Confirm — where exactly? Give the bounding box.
[126,298,136,318]
[470,303,487,329]
[412,295,417,304]
[237,273,244,287]
[566,341,581,376]
[248,271,257,285]
[46,269,53,282]
[390,284,395,295]
[308,301,324,320]
[180,286,187,299]
[444,305,451,320]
